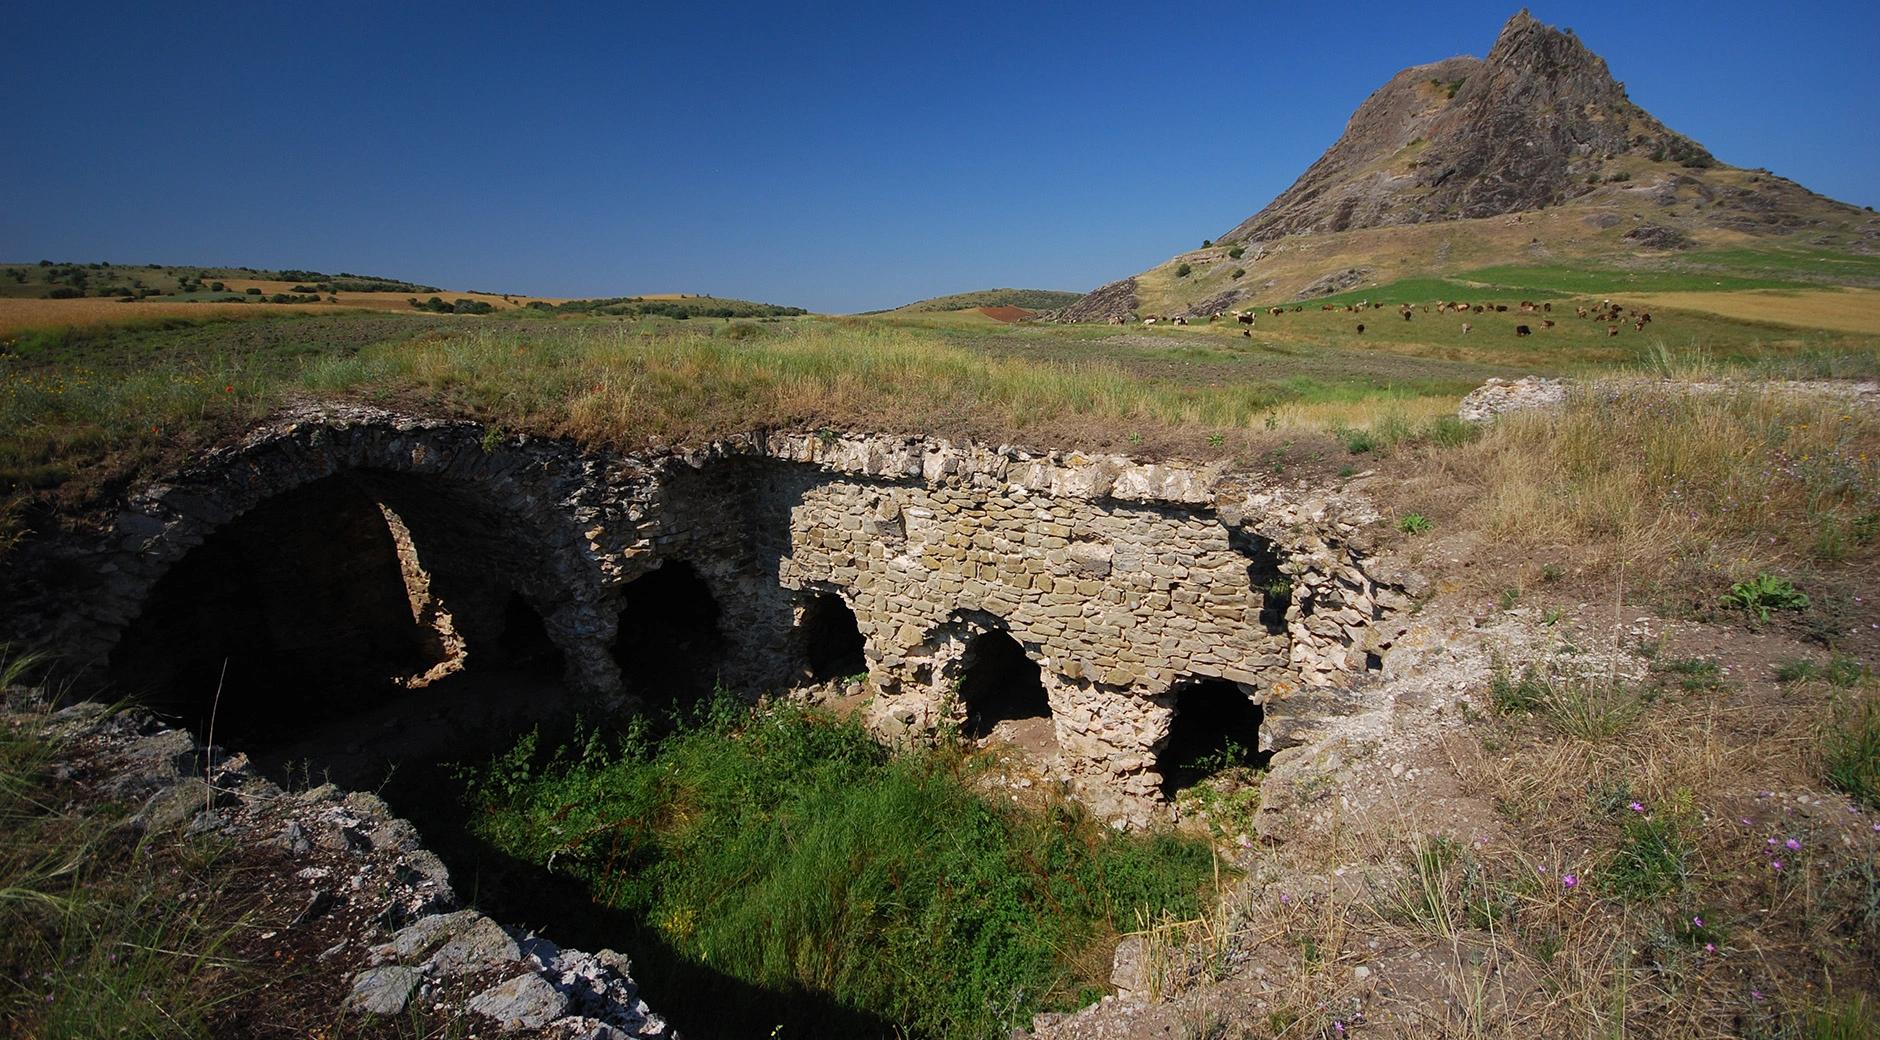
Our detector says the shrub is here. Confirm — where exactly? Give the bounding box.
[1721,573,1809,621]
[1227,246,1245,260]
[1174,263,1192,278]
[1397,513,1432,535]
[243,287,261,296]
[1230,268,1245,280]
[1201,239,1212,248]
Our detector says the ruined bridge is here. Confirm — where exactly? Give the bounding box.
[11,405,1413,822]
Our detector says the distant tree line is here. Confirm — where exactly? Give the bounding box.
[408,296,496,315]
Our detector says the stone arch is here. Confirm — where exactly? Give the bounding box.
[797,590,866,682]
[1157,675,1267,797]
[611,559,725,709]
[58,410,623,711]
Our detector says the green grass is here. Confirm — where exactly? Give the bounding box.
[1488,669,1647,740]
[458,699,1221,1040]
[1823,694,1880,809]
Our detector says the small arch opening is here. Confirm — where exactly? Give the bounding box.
[800,593,866,681]
[489,591,565,676]
[612,560,723,709]
[957,629,1051,741]
[1160,677,1267,797]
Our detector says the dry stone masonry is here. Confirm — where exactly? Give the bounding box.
[7,405,1413,825]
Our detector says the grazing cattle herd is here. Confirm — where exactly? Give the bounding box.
[1122,296,1659,340]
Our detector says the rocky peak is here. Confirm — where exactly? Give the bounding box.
[1219,10,1714,242]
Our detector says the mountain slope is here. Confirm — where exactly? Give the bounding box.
[1067,9,1875,321]
[880,288,1084,314]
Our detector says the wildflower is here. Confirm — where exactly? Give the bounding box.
[1704,943,1716,953]
[1561,874,1579,889]
[1693,915,1704,927]
[1739,817,1753,826]
[224,384,233,393]
[1770,859,1784,871]
[1628,801,1645,812]
[1751,989,1764,1001]
[1784,838,1800,851]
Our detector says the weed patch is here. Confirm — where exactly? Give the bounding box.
[460,700,1221,1040]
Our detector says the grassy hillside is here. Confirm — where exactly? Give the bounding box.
[1119,186,1880,320]
[881,288,1083,314]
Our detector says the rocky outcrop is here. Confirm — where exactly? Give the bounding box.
[1295,267,1371,298]
[1058,277,1137,324]
[1457,375,1568,422]
[1623,223,1695,250]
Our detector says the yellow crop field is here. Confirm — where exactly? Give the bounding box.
[0,297,337,335]
[1612,287,1880,334]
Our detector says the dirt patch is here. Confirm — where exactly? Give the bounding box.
[978,305,1036,323]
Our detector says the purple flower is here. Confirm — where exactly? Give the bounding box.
[1561,874,1580,889]
[1629,801,1645,812]
[1751,989,1764,1001]
[1334,1024,1346,1036]
[1704,943,1716,953]
[1784,838,1801,851]
[1693,915,1705,927]
[1739,817,1753,826]
[1771,860,1784,871]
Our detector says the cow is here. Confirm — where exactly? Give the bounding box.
[1515,324,1532,337]
[1607,325,1620,337]
[1576,306,1588,319]
[1322,304,1335,311]
[1238,313,1255,325]
[1355,323,1366,334]
[1473,304,1485,313]
[1143,317,1157,325]
[1541,319,1555,328]
[1400,304,1414,321]
[1519,301,1537,313]
[1494,304,1509,312]
[1461,322,1473,334]
[1542,302,1552,312]
[1173,316,1187,326]
[1242,329,1252,338]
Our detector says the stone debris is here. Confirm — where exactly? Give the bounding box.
[15,696,671,1038]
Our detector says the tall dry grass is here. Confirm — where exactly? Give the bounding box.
[302,323,1310,447]
[1421,384,1880,578]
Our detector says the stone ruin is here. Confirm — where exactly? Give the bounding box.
[6,403,1415,825]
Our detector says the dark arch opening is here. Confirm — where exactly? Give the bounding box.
[799,593,866,681]
[107,475,440,746]
[1160,677,1267,796]
[612,561,723,710]
[957,629,1050,740]
[492,591,566,676]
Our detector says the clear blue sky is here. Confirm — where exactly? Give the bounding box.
[3,1,1875,313]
